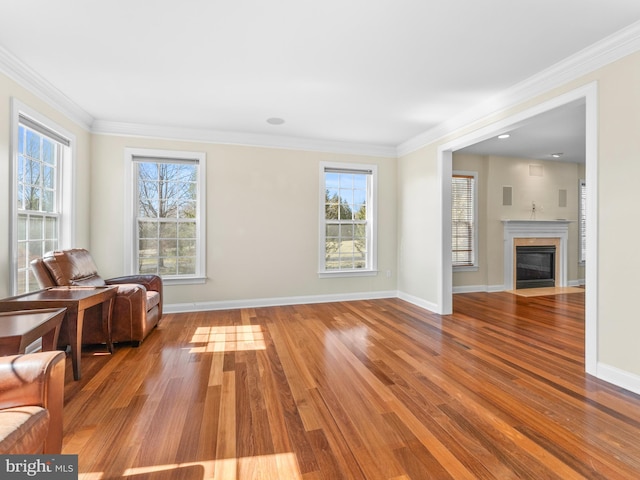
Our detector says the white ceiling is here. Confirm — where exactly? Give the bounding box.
[459,99,587,163]
[1,0,640,155]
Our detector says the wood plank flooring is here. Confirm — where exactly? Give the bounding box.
[61,291,640,479]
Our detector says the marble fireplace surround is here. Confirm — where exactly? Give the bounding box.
[502,220,570,291]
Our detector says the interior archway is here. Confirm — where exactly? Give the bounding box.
[437,83,598,373]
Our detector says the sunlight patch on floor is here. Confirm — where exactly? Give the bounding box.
[507,286,585,297]
[189,325,266,352]
[110,452,302,479]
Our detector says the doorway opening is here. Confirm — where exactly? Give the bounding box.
[438,82,598,374]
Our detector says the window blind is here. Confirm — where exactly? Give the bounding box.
[19,114,70,146]
[452,174,474,266]
[132,155,200,165]
[324,166,373,175]
[579,179,586,263]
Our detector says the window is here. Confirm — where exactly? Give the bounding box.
[11,100,74,294]
[125,148,206,284]
[579,179,586,264]
[319,163,377,276]
[452,171,477,269]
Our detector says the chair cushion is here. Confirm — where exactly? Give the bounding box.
[0,406,49,454]
[43,249,107,287]
[147,291,160,311]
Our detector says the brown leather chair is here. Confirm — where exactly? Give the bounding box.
[0,351,65,454]
[31,249,162,346]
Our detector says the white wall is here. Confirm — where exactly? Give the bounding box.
[91,134,397,308]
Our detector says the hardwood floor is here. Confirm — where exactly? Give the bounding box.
[62,291,640,479]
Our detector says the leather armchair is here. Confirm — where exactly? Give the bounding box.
[0,351,66,454]
[31,249,162,346]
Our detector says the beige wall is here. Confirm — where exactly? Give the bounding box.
[597,52,640,374]
[452,153,583,290]
[0,72,92,298]
[396,143,441,309]
[398,50,640,380]
[0,71,397,308]
[91,135,397,306]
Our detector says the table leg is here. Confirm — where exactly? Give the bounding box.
[66,308,84,381]
[101,296,115,354]
[41,326,59,352]
[41,310,64,352]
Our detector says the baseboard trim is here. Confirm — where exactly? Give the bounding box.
[596,362,640,396]
[164,290,398,314]
[452,282,586,294]
[396,291,439,314]
[452,285,505,294]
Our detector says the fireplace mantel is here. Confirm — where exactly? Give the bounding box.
[502,219,571,229]
[502,220,570,290]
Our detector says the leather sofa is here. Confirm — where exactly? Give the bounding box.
[31,249,162,346]
[0,351,65,454]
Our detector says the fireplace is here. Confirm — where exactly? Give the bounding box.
[516,245,556,289]
[502,220,570,291]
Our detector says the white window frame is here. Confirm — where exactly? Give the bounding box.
[452,170,478,271]
[10,99,76,294]
[124,148,206,285]
[318,162,378,277]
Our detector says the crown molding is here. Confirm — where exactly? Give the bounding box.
[0,45,94,130]
[92,120,397,158]
[397,19,640,157]
[3,18,640,158]
[0,45,392,156]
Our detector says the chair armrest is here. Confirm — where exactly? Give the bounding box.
[0,352,66,454]
[107,274,162,293]
[0,351,66,410]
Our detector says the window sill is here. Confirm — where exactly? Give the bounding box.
[162,276,207,286]
[318,270,378,278]
[453,265,479,272]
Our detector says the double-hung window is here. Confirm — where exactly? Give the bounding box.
[125,148,206,284]
[452,171,477,269]
[319,162,377,276]
[11,100,74,294]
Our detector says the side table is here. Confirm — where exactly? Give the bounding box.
[0,286,117,380]
[0,308,66,355]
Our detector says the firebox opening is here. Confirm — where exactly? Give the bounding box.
[516,245,556,289]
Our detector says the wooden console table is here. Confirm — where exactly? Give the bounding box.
[0,308,66,355]
[0,286,117,380]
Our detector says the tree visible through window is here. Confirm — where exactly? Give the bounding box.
[320,164,376,273]
[13,112,71,294]
[136,160,198,277]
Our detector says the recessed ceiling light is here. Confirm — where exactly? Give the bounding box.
[498,134,510,139]
[551,153,564,158]
[266,117,285,125]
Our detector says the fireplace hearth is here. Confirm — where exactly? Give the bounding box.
[516,245,556,289]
